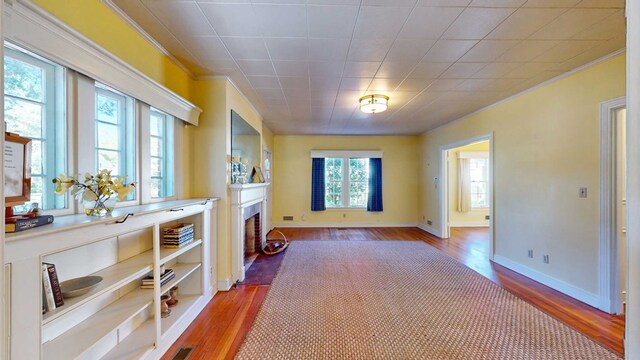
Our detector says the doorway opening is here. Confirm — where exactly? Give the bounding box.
[440,134,494,260]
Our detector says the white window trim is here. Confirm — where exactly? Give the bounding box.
[4,0,202,125]
[311,150,382,159]
[4,44,72,215]
[325,157,369,209]
[469,156,490,209]
[140,104,178,204]
[458,151,489,159]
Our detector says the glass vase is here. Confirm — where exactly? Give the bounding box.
[83,196,117,216]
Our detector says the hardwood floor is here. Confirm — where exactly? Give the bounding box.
[162,227,625,359]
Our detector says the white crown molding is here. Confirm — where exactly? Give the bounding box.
[6,0,202,125]
[101,0,196,79]
[202,75,265,124]
[425,48,627,136]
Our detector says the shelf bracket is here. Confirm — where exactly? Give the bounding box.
[115,213,134,224]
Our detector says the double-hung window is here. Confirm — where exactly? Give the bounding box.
[149,109,174,198]
[470,158,489,208]
[325,158,369,208]
[4,46,66,211]
[95,84,136,200]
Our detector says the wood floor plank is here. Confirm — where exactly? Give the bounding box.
[162,227,625,359]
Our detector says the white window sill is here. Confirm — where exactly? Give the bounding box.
[326,207,367,211]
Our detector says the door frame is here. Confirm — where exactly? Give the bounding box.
[598,96,626,314]
[440,133,495,260]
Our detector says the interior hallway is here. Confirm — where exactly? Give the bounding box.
[162,227,624,359]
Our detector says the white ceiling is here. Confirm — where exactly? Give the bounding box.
[109,0,625,135]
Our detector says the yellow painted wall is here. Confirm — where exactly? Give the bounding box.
[273,136,419,226]
[30,0,199,199]
[32,0,192,100]
[419,54,626,295]
[448,141,490,227]
[189,79,265,284]
[26,1,274,285]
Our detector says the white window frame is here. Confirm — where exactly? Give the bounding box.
[140,104,178,204]
[92,80,140,207]
[4,44,69,214]
[458,151,490,210]
[149,108,175,200]
[325,157,369,209]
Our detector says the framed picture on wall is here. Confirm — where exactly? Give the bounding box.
[5,132,32,207]
[251,166,265,183]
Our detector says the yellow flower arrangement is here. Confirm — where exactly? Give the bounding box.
[53,169,135,215]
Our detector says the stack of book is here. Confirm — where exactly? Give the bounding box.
[162,223,194,248]
[141,269,175,289]
[42,263,64,313]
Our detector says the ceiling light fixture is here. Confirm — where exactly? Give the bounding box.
[359,94,389,114]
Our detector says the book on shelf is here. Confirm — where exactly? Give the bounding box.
[163,236,194,244]
[163,223,194,235]
[141,273,175,289]
[163,233,194,241]
[43,263,64,308]
[6,215,54,233]
[141,269,174,285]
[163,229,194,239]
[41,264,56,312]
[162,239,195,249]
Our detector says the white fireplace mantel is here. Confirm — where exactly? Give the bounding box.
[230,182,270,284]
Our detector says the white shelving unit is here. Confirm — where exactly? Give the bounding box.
[4,198,218,360]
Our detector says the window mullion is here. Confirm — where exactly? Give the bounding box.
[343,158,350,208]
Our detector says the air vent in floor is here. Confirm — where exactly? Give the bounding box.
[171,347,194,360]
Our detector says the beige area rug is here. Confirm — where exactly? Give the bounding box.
[236,241,620,360]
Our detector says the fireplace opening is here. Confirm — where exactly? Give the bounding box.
[243,203,262,270]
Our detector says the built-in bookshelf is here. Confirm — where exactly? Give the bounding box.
[4,199,218,360]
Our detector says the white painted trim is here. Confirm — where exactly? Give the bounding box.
[310,150,383,158]
[493,255,600,308]
[457,151,489,159]
[440,133,494,260]
[449,222,490,228]
[625,0,639,356]
[0,4,5,356]
[426,49,626,136]
[4,0,202,125]
[417,223,442,238]
[217,279,232,292]
[599,96,627,314]
[273,222,417,228]
[101,0,196,79]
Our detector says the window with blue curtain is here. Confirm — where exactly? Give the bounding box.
[311,154,383,212]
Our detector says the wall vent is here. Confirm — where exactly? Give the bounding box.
[283,216,294,221]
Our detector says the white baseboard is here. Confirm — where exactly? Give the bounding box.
[417,223,442,238]
[493,255,600,308]
[272,222,418,228]
[217,278,232,291]
[449,222,490,227]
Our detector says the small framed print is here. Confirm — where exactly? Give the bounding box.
[5,132,32,207]
[251,166,265,183]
